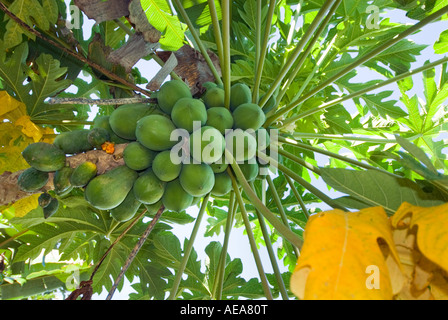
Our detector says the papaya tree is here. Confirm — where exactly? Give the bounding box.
[0,0,448,301]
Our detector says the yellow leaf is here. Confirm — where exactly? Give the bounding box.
[15,115,44,142]
[0,90,25,118]
[290,207,403,300]
[391,202,448,272]
[4,193,41,217]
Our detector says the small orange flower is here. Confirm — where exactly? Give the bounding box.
[101,141,115,154]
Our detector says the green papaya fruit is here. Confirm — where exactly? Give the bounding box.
[152,150,182,182]
[22,142,66,172]
[225,129,257,162]
[171,98,207,133]
[157,80,192,114]
[70,161,97,187]
[230,83,252,111]
[85,166,138,210]
[17,167,49,192]
[123,142,157,171]
[238,161,259,183]
[109,104,154,140]
[53,130,93,154]
[133,169,166,205]
[189,126,226,164]
[110,188,142,222]
[162,179,193,212]
[203,87,225,108]
[135,114,178,151]
[43,197,59,219]
[53,166,73,195]
[93,116,130,144]
[202,82,218,91]
[210,157,228,173]
[232,103,266,131]
[179,163,215,197]
[211,171,232,196]
[38,192,53,208]
[87,127,110,148]
[206,107,234,135]
[144,200,164,215]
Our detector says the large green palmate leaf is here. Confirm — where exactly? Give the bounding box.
[3,0,58,49]
[136,0,185,51]
[0,41,73,120]
[320,167,447,215]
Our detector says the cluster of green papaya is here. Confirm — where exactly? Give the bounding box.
[19,80,274,223]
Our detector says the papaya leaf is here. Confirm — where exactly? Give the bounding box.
[3,0,58,49]
[290,206,403,299]
[434,29,448,54]
[320,168,446,215]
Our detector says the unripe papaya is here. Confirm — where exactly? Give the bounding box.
[171,98,207,133]
[210,157,228,173]
[133,169,166,205]
[87,127,110,148]
[179,163,215,197]
[144,200,163,215]
[238,161,259,183]
[38,192,53,208]
[162,179,193,212]
[157,80,192,114]
[225,129,257,162]
[43,197,59,219]
[109,104,154,140]
[110,188,142,222]
[230,83,251,111]
[84,166,138,210]
[135,114,178,151]
[92,115,130,144]
[189,126,226,164]
[17,167,49,192]
[123,142,157,171]
[53,166,73,195]
[22,142,66,172]
[211,171,232,196]
[232,103,266,131]
[152,150,182,182]
[203,87,225,108]
[70,161,97,187]
[206,107,234,135]
[53,130,93,154]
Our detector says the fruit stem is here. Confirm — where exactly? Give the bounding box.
[212,191,237,299]
[208,0,224,69]
[250,181,290,300]
[229,171,274,300]
[284,175,311,220]
[224,149,303,250]
[267,5,448,126]
[222,0,232,109]
[172,0,223,87]
[169,194,210,300]
[252,0,276,104]
[275,0,341,106]
[258,0,336,109]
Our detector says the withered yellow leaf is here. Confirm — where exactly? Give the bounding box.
[3,193,41,217]
[391,202,448,274]
[15,115,44,142]
[291,206,402,300]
